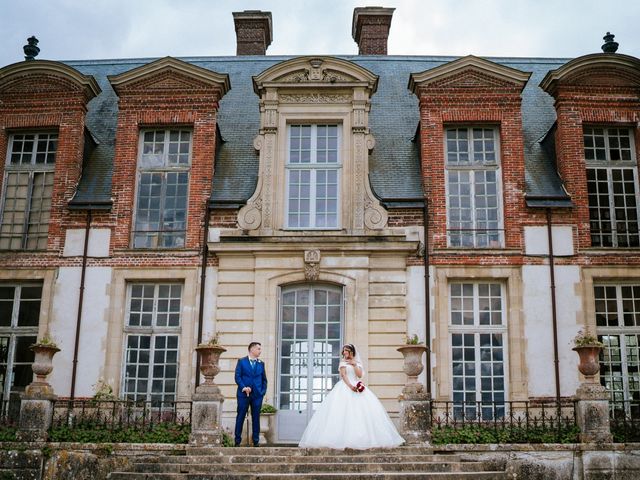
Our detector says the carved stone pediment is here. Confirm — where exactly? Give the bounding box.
[0,60,101,102]
[253,56,378,95]
[108,56,230,97]
[540,53,640,95]
[409,55,531,94]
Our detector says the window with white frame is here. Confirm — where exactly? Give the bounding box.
[595,284,640,412]
[0,284,41,400]
[133,129,191,248]
[123,283,181,404]
[0,133,57,250]
[286,124,340,229]
[449,282,507,419]
[445,127,502,248]
[585,127,639,248]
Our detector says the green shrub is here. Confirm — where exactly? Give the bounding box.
[48,422,190,444]
[431,424,580,444]
[0,426,17,442]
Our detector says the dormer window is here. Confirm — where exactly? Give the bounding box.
[585,127,639,248]
[0,132,57,250]
[286,124,341,229]
[132,129,192,249]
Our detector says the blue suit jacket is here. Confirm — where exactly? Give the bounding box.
[235,356,268,398]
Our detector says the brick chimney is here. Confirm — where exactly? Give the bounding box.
[233,10,273,56]
[352,6,395,55]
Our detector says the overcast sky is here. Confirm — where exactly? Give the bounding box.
[1,0,639,65]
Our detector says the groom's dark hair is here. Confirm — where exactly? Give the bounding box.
[248,342,261,350]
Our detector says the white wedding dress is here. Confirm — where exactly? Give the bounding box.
[298,361,405,449]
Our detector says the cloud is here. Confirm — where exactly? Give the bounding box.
[1,0,638,66]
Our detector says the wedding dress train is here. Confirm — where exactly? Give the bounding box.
[298,362,405,449]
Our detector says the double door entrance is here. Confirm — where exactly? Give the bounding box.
[276,284,343,442]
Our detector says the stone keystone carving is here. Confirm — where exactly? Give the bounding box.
[304,250,321,281]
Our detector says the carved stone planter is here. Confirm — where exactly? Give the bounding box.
[397,344,430,444]
[397,345,428,394]
[259,412,275,445]
[26,343,60,397]
[195,344,226,394]
[191,344,227,446]
[572,344,602,380]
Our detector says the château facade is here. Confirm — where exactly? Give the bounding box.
[0,8,638,442]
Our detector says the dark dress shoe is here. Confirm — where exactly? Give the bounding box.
[252,443,259,447]
[234,443,241,447]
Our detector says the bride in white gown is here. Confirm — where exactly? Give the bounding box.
[299,344,405,449]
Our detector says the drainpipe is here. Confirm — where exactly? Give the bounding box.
[70,210,91,400]
[546,208,561,404]
[195,204,211,388]
[423,198,431,396]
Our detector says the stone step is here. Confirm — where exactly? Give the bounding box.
[130,461,489,474]
[142,454,463,465]
[185,446,435,456]
[108,472,507,480]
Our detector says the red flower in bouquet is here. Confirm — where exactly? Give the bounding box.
[355,381,365,393]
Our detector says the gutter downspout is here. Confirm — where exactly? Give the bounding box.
[546,208,561,404]
[423,197,431,396]
[70,210,91,400]
[195,204,211,388]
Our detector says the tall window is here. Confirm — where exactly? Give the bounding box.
[123,283,182,403]
[1,133,57,250]
[450,282,506,419]
[596,284,640,411]
[446,127,502,248]
[133,129,191,248]
[286,125,340,229]
[585,127,639,248]
[0,284,41,400]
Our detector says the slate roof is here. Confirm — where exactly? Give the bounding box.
[64,54,572,210]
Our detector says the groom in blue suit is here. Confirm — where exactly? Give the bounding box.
[234,341,268,446]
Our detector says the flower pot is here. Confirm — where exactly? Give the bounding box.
[572,344,602,380]
[195,344,226,393]
[26,343,60,396]
[397,345,428,394]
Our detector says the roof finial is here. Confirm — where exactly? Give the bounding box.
[601,32,618,53]
[23,36,40,61]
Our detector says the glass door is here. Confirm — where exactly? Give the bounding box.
[276,284,343,442]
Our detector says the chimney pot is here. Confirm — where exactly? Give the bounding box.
[233,10,273,56]
[352,6,395,55]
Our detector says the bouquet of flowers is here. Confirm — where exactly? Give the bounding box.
[355,381,365,393]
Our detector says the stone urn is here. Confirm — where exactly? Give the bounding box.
[259,412,276,445]
[26,343,60,396]
[397,344,428,394]
[195,344,226,394]
[572,344,602,381]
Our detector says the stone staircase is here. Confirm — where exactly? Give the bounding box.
[107,446,507,479]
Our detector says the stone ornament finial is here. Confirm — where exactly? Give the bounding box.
[601,32,619,53]
[23,36,40,61]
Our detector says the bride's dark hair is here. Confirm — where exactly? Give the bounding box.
[342,344,356,357]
